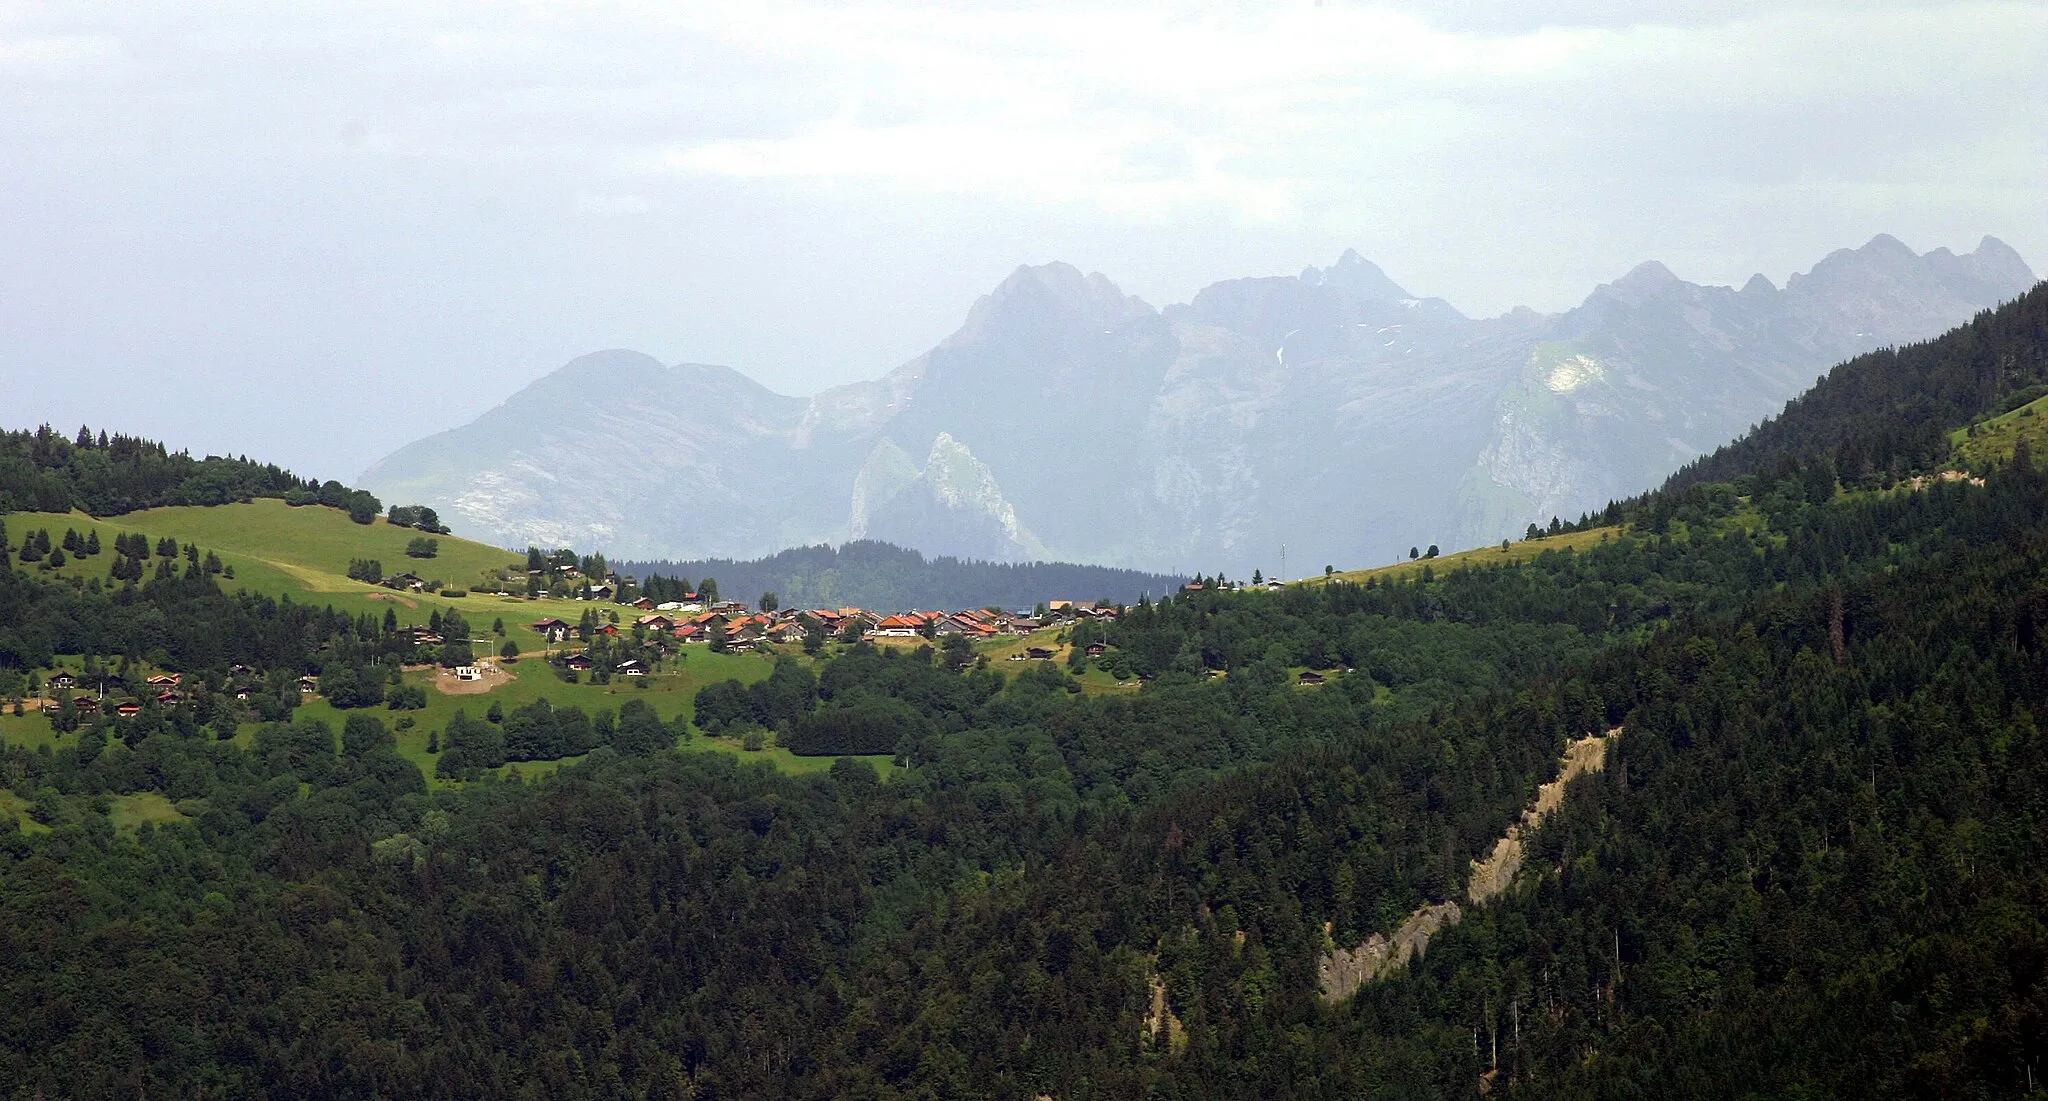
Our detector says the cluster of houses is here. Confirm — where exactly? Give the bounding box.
[529,599,1122,657]
[43,667,325,718]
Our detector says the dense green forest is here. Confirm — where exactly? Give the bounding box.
[5,287,2048,1097]
[0,423,380,520]
[617,539,1186,613]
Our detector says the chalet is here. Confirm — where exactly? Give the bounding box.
[384,572,429,593]
[49,673,77,692]
[632,597,657,611]
[595,624,619,637]
[156,690,182,705]
[298,675,320,694]
[873,615,923,638]
[1047,600,1074,614]
[532,618,573,644]
[710,600,748,615]
[73,696,100,715]
[1298,671,1326,686]
[229,663,255,676]
[1025,646,1057,660]
[587,584,616,602]
[1084,642,1108,658]
[395,627,444,647]
[563,654,595,672]
[234,685,253,701]
[634,614,675,633]
[617,659,649,677]
[116,701,143,718]
[146,674,181,689]
[721,635,759,653]
[1180,582,1205,592]
[1006,619,1041,636]
[672,624,705,643]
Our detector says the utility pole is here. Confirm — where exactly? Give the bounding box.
[1279,543,1286,584]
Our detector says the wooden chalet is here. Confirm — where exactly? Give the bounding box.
[617,659,649,677]
[873,615,923,638]
[116,701,144,718]
[49,673,78,691]
[564,654,595,672]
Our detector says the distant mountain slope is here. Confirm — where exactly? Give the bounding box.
[363,237,2035,571]
[1659,280,2048,490]
[616,539,1185,614]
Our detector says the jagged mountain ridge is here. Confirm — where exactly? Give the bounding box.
[361,236,2035,570]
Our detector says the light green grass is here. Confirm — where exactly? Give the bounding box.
[0,501,627,632]
[695,736,898,778]
[0,789,50,835]
[1953,391,2048,471]
[108,791,188,833]
[1313,525,1624,587]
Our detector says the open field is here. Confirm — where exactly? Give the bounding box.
[0,789,49,835]
[4,501,672,638]
[108,791,188,832]
[1313,525,1625,587]
[1953,390,2048,470]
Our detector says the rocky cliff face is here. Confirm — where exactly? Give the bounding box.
[362,237,2035,571]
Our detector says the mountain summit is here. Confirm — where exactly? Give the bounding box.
[362,237,2036,571]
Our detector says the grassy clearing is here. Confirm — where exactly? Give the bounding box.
[0,789,50,835]
[2,501,623,633]
[1314,525,1624,587]
[1953,391,2048,471]
[108,791,188,833]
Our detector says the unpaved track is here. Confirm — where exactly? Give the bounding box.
[1320,728,1620,1001]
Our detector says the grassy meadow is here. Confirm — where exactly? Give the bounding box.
[1312,524,1624,587]
[5,500,658,641]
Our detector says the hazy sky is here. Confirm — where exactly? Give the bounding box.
[3,0,2042,480]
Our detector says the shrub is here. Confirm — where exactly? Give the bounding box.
[441,589,466,598]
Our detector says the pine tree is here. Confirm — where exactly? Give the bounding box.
[83,530,99,556]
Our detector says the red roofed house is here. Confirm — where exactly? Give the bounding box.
[873,615,923,637]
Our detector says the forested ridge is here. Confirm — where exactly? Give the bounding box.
[4,291,2048,1096]
[617,539,1187,613]
[0,423,380,520]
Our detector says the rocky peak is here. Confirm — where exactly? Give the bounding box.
[1301,248,1412,302]
[1597,260,1684,307]
[946,262,1155,349]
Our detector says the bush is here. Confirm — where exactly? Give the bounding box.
[440,589,466,598]
[406,537,440,559]
[741,728,766,752]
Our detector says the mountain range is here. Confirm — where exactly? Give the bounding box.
[361,235,2035,573]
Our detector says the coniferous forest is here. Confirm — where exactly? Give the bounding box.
[2,288,2048,1097]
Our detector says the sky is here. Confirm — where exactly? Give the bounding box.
[2,0,2042,480]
